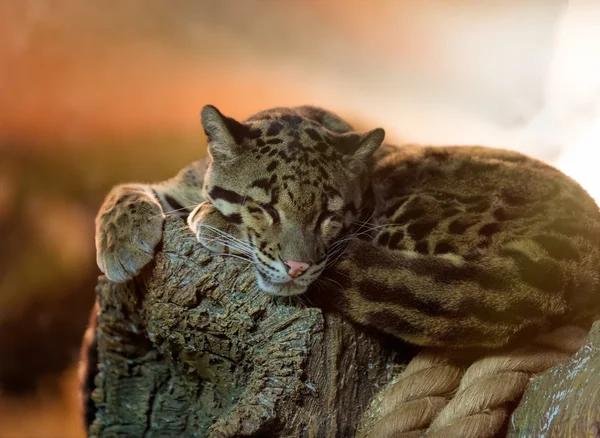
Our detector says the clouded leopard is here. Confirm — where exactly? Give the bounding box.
[95,104,600,351]
[90,104,600,436]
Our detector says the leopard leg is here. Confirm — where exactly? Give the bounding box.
[188,201,247,256]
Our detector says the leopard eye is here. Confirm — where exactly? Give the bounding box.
[261,205,280,223]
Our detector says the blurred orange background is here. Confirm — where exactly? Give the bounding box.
[2,1,600,436]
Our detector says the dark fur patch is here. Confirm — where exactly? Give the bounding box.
[493,208,509,221]
[310,269,352,312]
[314,142,328,154]
[377,232,391,246]
[532,234,580,261]
[414,241,429,254]
[407,220,437,241]
[164,194,185,211]
[305,128,322,141]
[448,219,475,235]
[409,258,505,291]
[359,279,447,316]
[317,166,329,179]
[225,213,243,224]
[247,128,262,139]
[547,219,597,242]
[209,186,245,204]
[219,115,252,144]
[266,161,278,172]
[266,122,283,136]
[359,279,541,328]
[388,231,405,249]
[499,249,563,294]
[366,310,423,337]
[434,241,455,254]
[479,222,501,237]
[281,114,303,126]
[437,323,499,346]
[251,175,276,192]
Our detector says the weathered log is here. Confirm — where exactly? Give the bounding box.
[87,215,600,437]
[88,216,408,438]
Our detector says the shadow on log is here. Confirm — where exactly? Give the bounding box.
[87,216,600,437]
[88,216,408,437]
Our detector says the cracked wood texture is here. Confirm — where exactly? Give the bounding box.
[88,216,406,438]
[88,216,600,438]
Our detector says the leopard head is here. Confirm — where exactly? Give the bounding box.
[200,105,385,296]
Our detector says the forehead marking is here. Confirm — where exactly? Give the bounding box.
[314,142,328,154]
[305,128,322,141]
[250,174,277,193]
[209,186,246,205]
[247,128,262,139]
[280,114,303,126]
[267,122,283,136]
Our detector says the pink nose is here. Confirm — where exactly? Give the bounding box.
[284,260,311,278]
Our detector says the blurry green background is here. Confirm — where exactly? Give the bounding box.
[3,1,600,436]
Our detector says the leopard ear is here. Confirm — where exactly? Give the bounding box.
[338,128,385,160]
[201,105,248,160]
[353,128,385,160]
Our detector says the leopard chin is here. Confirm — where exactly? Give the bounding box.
[255,271,310,297]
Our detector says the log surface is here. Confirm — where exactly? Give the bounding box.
[88,216,600,437]
[88,216,405,438]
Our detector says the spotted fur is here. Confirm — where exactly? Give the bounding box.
[95,105,600,351]
[323,144,600,348]
[187,105,383,295]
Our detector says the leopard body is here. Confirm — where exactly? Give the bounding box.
[91,105,600,435]
[96,105,600,349]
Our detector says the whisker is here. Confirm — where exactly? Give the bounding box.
[201,236,254,256]
[319,276,347,292]
[196,223,253,250]
[175,224,196,233]
[171,189,205,206]
[199,233,253,254]
[149,204,197,220]
[299,289,316,307]
[196,250,253,265]
[201,237,254,256]
[325,250,346,268]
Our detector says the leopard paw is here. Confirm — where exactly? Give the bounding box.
[95,184,164,282]
[188,201,246,256]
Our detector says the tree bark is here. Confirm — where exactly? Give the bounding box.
[87,216,600,438]
[88,216,408,438]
